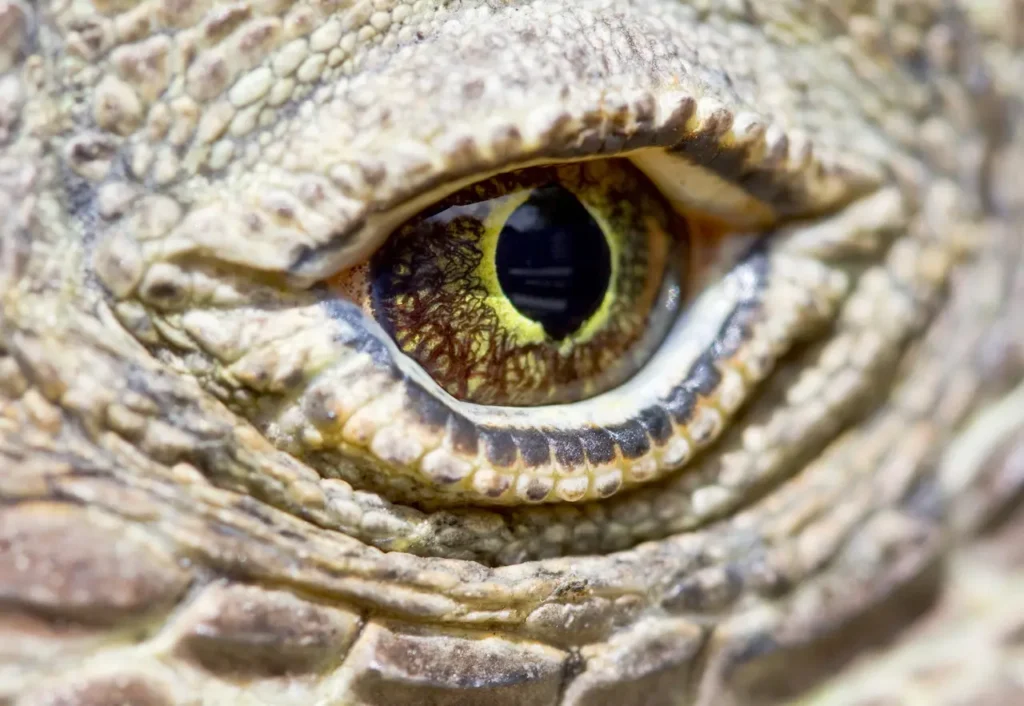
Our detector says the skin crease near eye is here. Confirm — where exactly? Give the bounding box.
[327,158,736,408]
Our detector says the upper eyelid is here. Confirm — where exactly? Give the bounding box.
[285,97,881,284]
[88,6,897,287]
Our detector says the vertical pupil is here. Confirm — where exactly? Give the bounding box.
[495,184,612,340]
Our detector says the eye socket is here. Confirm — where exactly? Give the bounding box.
[342,159,690,406]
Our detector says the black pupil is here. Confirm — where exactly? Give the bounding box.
[495,185,612,340]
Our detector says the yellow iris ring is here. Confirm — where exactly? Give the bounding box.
[472,185,632,355]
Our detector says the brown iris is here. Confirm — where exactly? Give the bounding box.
[365,159,688,406]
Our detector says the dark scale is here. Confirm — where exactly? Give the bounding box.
[495,184,612,340]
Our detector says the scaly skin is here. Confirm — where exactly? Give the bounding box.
[1,0,1023,704]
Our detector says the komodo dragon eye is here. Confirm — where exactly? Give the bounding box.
[331,159,696,407]
[296,150,851,507]
[79,11,876,515]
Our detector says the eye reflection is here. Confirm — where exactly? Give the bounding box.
[366,159,688,407]
[495,184,612,341]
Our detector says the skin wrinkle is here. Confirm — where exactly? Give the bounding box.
[0,0,1022,704]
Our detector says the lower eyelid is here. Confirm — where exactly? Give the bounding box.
[282,244,848,507]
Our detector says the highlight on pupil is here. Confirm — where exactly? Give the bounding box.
[368,159,686,407]
[494,184,612,341]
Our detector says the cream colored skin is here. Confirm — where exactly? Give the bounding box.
[1,0,1024,704]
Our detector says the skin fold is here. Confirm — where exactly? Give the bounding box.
[0,0,1022,704]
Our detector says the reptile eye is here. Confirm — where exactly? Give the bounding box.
[341,159,690,406]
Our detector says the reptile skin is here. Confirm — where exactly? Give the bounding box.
[2,0,1023,704]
